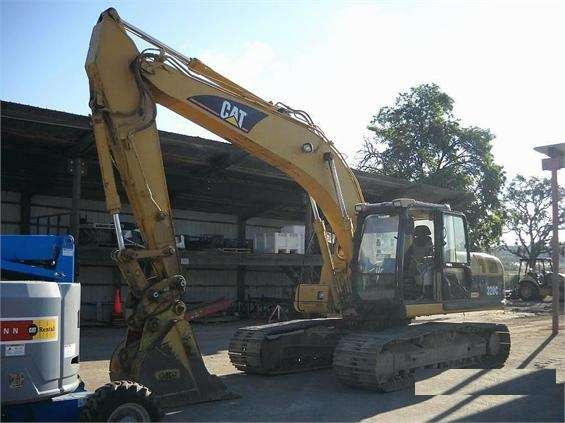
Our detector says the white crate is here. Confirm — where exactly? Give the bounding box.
[281,225,305,235]
[254,232,304,254]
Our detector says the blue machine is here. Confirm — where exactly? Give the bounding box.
[1,235,87,422]
[1,235,159,422]
[0,235,75,283]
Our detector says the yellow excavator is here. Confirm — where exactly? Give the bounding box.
[86,8,510,407]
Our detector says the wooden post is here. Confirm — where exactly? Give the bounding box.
[550,167,560,335]
[236,266,247,311]
[20,190,32,235]
[237,216,246,247]
[70,158,83,244]
[236,216,247,311]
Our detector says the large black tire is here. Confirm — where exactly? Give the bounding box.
[518,281,540,301]
[80,380,163,422]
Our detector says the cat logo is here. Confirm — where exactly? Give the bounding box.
[187,95,267,133]
[220,100,247,129]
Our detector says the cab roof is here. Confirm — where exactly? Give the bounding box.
[356,198,452,214]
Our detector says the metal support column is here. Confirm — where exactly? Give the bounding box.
[550,168,560,335]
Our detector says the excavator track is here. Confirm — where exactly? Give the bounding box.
[229,318,343,375]
[333,322,510,392]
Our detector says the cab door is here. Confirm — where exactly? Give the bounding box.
[440,212,472,300]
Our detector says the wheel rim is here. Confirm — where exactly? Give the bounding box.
[107,402,151,422]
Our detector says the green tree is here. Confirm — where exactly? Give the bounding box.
[358,83,505,249]
[502,175,564,259]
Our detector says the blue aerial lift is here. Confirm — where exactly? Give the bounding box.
[1,235,75,283]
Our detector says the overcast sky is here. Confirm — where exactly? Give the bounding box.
[1,0,563,181]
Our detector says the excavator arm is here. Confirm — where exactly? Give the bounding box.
[85,8,363,405]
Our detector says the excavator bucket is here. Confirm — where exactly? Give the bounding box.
[110,317,233,408]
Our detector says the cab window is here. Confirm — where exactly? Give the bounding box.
[443,214,468,264]
[354,213,399,302]
[358,214,399,274]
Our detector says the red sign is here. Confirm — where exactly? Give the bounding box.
[1,320,34,342]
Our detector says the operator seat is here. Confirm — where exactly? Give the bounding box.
[406,225,434,299]
[412,225,433,258]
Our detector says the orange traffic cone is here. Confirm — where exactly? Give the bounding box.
[111,288,125,327]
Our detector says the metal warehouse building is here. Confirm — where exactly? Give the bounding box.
[1,101,468,323]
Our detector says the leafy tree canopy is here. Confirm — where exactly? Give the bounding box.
[358,83,505,249]
[502,174,564,259]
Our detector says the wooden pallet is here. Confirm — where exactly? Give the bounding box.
[275,249,299,254]
[218,247,253,253]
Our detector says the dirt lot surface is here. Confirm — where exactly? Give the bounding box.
[80,301,564,422]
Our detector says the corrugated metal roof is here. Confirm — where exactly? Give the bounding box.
[1,100,471,220]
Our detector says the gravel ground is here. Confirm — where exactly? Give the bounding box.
[79,300,564,422]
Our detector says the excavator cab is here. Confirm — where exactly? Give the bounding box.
[351,198,477,319]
